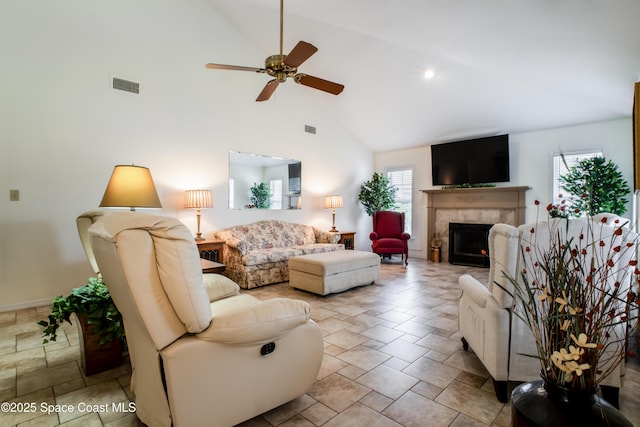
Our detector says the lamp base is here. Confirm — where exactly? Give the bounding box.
[329,210,339,233]
[194,233,205,241]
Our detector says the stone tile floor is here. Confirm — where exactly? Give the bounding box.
[1,259,638,426]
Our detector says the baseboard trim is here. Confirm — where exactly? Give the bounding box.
[0,298,52,313]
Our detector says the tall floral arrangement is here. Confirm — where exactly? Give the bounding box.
[507,201,639,391]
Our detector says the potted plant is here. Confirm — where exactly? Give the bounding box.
[38,276,125,376]
[358,172,397,215]
[250,182,272,209]
[560,156,631,217]
[506,202,639,426]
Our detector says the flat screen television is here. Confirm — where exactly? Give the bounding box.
[431,134,510,186]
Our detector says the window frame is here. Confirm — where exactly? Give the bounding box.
[385,166,414,237]
[269,178,283,210]
[551,150,603,204]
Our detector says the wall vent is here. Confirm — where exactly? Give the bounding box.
[112,77,139,94]
[304,125,316,134]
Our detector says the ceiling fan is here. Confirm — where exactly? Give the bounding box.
[205,0,344,102]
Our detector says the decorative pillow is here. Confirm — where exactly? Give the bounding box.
[203,274,240,302]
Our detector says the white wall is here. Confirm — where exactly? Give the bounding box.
[229,163,263,209]
[510,119,633,220]
[372,147,431,259]
[0,0,373,310]
[375,118,634,260]
[2,1,633,310]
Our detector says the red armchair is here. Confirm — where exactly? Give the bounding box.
[369,211,410,265]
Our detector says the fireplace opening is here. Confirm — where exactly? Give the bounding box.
[449,223,492,268]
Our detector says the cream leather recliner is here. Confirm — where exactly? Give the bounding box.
[76,210,109,275]
[86,211,324,427]
[458,215,635,406]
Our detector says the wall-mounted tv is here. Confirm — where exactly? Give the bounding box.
[431,134,510,186]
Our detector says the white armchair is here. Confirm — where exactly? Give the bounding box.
[88,211,324,427]
[458,223,519,402]
[458,216,634,406]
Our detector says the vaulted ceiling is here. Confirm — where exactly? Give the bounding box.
[205,0,640,152]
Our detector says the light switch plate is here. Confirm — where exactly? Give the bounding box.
[9,189,19,201]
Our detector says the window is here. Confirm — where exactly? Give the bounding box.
[229,178,234,209]
[552,151,602,203]
[386,168,413,235]
[269,179,283,209]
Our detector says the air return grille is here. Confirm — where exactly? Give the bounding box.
[112,77,139,94]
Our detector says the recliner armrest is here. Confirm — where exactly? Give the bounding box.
[197,298,312,344]
[369,232,379,241]
[400,232,410,240]
[459,274,493,308]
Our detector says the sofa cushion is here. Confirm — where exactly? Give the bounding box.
[371,238,405,250]
[243,247,303,266]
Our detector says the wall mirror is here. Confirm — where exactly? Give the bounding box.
[228,151,302,210]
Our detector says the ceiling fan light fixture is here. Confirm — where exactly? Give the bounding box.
[204,0,344,102]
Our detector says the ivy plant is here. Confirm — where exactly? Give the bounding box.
[559,156,630,217]
[38,277,125,345]
[358,172,398,215]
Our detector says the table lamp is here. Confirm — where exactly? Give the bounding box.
[99,165,162,211]
[324,195,343,232]
[184,189,213,241]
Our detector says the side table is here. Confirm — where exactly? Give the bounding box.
[201,259,226,274]
[196,240,225,263]
[338,232,356,250]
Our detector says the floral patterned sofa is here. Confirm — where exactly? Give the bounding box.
[213,220,344,289]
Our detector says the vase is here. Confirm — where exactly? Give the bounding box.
[511,378,633,427]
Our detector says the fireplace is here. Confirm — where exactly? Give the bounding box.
[448,223,492,267]
[422,186,529,263]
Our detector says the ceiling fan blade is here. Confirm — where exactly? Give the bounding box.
[256,79,279,102]
[205,63,265,73]
[294,74,344,95]
[284,41,318,68]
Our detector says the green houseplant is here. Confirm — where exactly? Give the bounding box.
[358,172,397,215]
[249,182,272,209]
[39,276,125,375]
[559,156,631,217]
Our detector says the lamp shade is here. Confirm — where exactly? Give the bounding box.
[99,165,162,209]
[324,195,343,209]
[184,189,213,208]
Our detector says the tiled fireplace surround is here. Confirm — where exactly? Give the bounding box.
[422,187,530,263]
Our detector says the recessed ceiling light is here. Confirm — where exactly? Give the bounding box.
[424,69,436,80]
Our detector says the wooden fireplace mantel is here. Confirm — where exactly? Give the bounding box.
[421,186,530,262]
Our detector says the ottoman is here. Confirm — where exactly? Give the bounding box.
[289,251,381,295]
